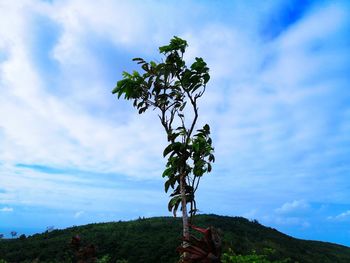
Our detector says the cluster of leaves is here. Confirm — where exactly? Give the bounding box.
[164,123,214,217]
[112,36,214,218]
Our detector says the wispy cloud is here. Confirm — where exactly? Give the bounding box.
[263,215,310,228]
[74,211,84,219]
[327,210,350,221]
[276,200,309,214]
[0,207,13,213]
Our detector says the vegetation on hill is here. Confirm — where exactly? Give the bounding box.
[0,214,349,263]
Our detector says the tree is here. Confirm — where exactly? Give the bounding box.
[112,37,214,251]
[10,231,17,238]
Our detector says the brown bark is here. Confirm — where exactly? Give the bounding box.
[180,173,190,241]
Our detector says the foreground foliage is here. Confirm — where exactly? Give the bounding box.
[1,214,350,262]
[222,248,291,263]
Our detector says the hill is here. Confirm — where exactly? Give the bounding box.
[0,214,349,262]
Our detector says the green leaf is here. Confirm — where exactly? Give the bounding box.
[208,137,212,145]
[193,142,200,152]
[163,142,182,157]
[159,36,188,54]
[203,73,210,84]
[162,167,172,178]
[163,144,173,157]
[122,71,131,78]
[164,180,171,192]
[168,195,181,217]
[138,106,147,114]
[132,57,145,63]
[209,154,215,162]
[207,163,212,173]
[141,63,149,72]
[112,79,131,98]
[111,86,119,94]
[190,57,207,71]
[150,61,157,68]
[172,199,181,217]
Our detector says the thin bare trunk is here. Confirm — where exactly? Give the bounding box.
[180,173,190,241]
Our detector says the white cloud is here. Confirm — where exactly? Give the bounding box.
[327,210,350,221]
[0,164,166,212]
[199,1,350,207]
[0,207,13,212]
[241,209,258,219]
[276,200,309,214]
[74,211,84,218]
[0,0,167,179]
[0,0,192,216]
[262,214,310,228]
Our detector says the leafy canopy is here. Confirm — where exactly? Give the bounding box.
[112,36,214,218]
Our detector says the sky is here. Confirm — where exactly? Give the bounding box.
[0,0,350,246]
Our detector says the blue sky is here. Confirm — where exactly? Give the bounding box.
[0,0,350,246]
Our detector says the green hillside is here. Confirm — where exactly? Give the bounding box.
[0,214,349,262]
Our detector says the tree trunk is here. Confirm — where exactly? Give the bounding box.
[180,173,190,241]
